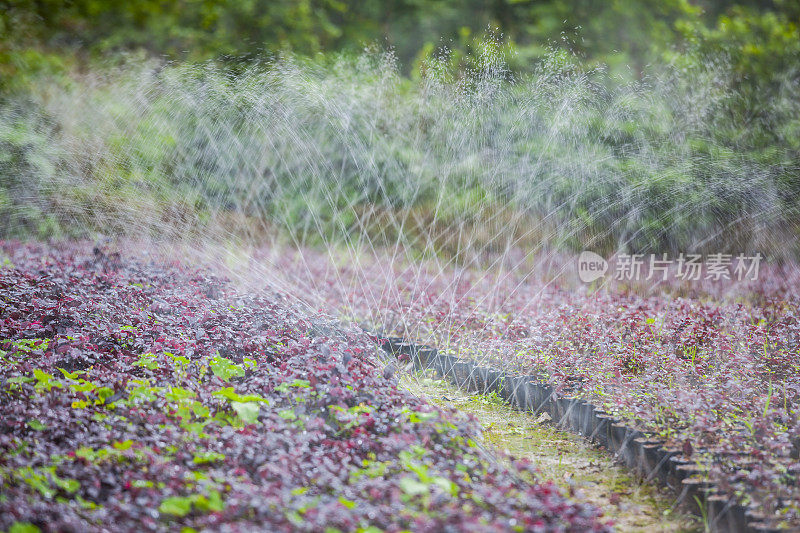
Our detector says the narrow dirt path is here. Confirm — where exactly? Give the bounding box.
[402,376,701,532]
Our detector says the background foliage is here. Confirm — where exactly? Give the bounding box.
[0,0,798,257]
[3,0,798,80]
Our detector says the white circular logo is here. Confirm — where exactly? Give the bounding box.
[577,251,608,283]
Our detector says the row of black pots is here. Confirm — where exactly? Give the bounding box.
[376,335,778,533]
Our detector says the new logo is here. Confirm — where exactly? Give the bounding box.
[577,251,608,283]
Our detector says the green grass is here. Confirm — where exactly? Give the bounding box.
[402,375,701,532]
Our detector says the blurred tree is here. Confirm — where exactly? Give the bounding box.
[0,0,797,84]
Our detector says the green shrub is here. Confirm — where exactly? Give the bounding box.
[0,46,797,257]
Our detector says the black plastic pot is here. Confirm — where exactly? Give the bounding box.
[666,454,692,491]
[510,377,530,410]
[462,364,483,392]
[485,369,503,394]
[634,439,663,480]
[556,398,579,430]
[497,375,512,403]
[571,400,595,437]
[675,464,705,484]
[379,338,393,354]
[397,342,416,356]
[450,361,473,389]
[646,447,679,486]
[677,476,714,515]
[499,375,524,406]
[382,336,405,354]
[552,396,570,428]
[471,366,489,393]
[611,424,644,469]
[526,382,553,414]
[517,376,538,411]
[495,380,510,403]
[590,413,617,449]
[608,422,627,450]
[558,398,581,433]
[415,347,437,370]
[621,431,645,470]
[567,399,595,436]
[706,492,748,533]
[439,355,456,379]
[546,394,565,426]
[430,353,445,376]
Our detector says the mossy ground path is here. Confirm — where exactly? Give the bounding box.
[402,375,701,532]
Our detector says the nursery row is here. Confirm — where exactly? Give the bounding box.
[256,246,800,529]
[0,242,609,532]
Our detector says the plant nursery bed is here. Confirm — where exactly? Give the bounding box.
[380,335,797,532]
[254,248,800,530]
[0,242,611,532]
